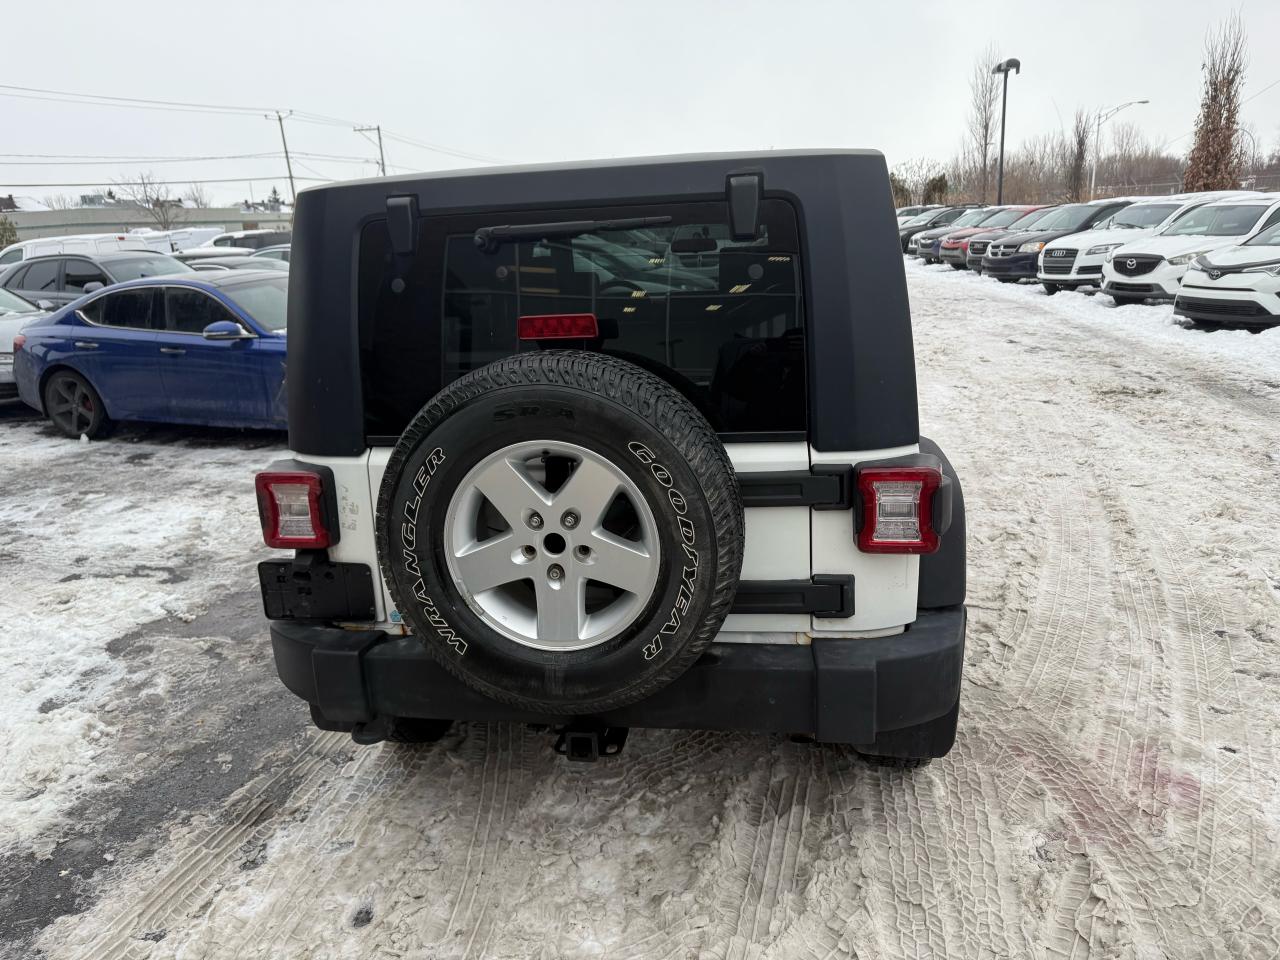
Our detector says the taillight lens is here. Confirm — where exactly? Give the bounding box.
[255,471,331,548]
[517,313,599,340]
[856,466,941,554]
[12,334,25,351]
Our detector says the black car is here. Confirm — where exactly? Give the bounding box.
[185,255,289,273]
[0,250,194,307]
[256,150,968,766]
[964,206,1059,272]
[981,200,1132,282]
[899,205,980,253]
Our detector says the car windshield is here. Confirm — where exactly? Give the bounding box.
[222,275,288,331]
[1160,204,1263,237]
[1244,221,1280,246]
[109,254,194,281]
[1112,204,1179,228]
[1008,208,1053,228]
[904,211,938,226]
[1029,204,1097,232]
[948,209,989,228]
[980,208,1032,228]
[0,287,40,316]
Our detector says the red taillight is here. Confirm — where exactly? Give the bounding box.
[12,334,25,351]
[960,239,970,252]
[517,313,599,340]
[856,466,941,554]
[255,471,331,548]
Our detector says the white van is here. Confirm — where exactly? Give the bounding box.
[126,227,224,252]
[0,233,155,268]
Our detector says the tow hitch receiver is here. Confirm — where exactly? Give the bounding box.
[555,723,629,761]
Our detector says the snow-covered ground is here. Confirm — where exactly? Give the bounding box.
[4,264,1280,959]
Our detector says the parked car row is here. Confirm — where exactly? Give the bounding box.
[0,229,293,436]
[896,191,1280,328]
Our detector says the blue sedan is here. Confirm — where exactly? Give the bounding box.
[14,271,287,438]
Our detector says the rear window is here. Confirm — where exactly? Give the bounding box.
[358,200,804,440]
[108,255,193,281]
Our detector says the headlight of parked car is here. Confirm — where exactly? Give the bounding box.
[1168,250,1209,266]
[1019,241,1045,253]
[1243,263,1280,277]
[1086,242,1123,256]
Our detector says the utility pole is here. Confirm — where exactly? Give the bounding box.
[991,58,1021,205]
[1089,99,1150,199]
[273,110,297,203]
[355,124,387,176]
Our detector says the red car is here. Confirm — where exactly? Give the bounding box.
[938,206,1050,270]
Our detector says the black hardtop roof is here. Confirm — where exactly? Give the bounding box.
[287,148,919,456]
[298,149,885,198]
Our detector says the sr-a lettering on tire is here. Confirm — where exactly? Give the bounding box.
[375,350,744,715]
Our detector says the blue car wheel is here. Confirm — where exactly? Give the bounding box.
[43,369,110,439]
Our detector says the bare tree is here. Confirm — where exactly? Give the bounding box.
[892,157,945,205]
[113,172,185,229]
[964,43,1001,202]
[41,193,77,210]
[0,215,17,249]
[1184,12,1248,191]
[1064,109,1091,201]
[183,182,214,209]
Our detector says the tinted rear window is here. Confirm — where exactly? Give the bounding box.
[359,200,804,439]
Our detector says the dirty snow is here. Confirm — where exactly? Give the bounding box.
[6,263,1280,959]
[0,425,275,857]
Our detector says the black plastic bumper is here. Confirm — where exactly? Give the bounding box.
[982,253,1036,278]
[271,607,966,748]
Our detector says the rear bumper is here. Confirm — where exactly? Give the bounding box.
[270,606,966,749]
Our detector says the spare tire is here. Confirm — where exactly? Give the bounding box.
[375,351,744,714]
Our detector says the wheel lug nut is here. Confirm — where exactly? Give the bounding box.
[521,545,536,560]
[548,564,563,581]
[574,545,590,561]
[528,512,544,529]
[562,511,579,529]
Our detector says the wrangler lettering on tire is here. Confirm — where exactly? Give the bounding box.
[375,351,744,714]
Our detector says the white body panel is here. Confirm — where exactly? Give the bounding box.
[284,436,923,645]
[0,233,155,264]
[1178,259,1280,319]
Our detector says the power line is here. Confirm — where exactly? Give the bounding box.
[0,82,501,162]
[0,150,380,166]
[0,175,327,188]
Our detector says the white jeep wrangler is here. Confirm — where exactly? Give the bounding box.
[256,151,967,764]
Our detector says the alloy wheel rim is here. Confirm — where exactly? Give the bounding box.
[49,377,93,434]
[441,440,661,652]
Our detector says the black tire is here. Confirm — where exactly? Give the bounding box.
[997,277,1018,284]
[949,263,966,271]
[1041,282,1060,295]
[376,351,744,715]
[1108,294,1141,306]
[42,368,109,439]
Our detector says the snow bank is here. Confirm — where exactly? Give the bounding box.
[0,424,278,857]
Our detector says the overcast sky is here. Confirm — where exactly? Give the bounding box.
[3,0,1278,206]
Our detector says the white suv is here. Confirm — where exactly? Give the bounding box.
[1100,196,1280,305]
[1036,192,1259,293]
[1174,215,1280,327]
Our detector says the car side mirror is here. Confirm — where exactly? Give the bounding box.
[82,282,104,294]
[37,299,55,311]
[202,319,254,340]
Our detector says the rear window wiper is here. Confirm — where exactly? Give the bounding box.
[474,216,672,253]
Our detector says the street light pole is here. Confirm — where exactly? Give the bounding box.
[1089,99,1149,199]
[991,58,1021,204]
